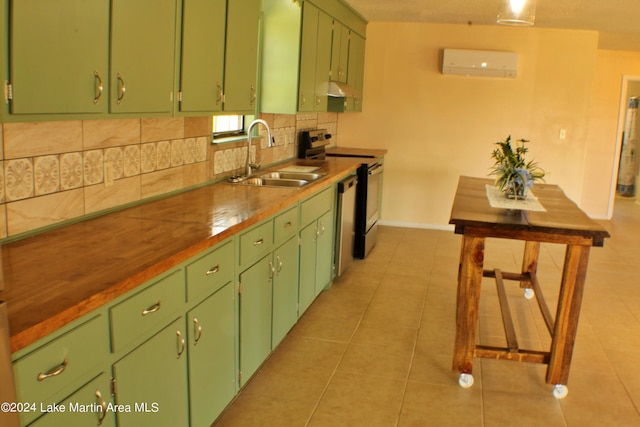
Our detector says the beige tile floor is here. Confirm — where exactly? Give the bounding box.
[214,197,640,426]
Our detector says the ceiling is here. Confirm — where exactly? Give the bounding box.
[342,0,640,51]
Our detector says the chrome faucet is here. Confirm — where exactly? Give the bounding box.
[245,119,273,176]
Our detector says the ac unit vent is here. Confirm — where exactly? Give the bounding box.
[442,49,518,78]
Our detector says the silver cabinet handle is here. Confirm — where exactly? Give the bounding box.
[141,301,161,316]
[116,73,126,105]
[93,71,103,105]
[268,260,275,279]
[95,389,107,425]
[253,238,264,246]
[193,317,203,346]
[206,265,220,276]
[216,82,223,105]
[283,221,292,228]
[276,255,283,274]
[176,330,186,359]
[300,93,306,106]
[317,221,325,237]
[250,85,256,105]
[37,358,68,382]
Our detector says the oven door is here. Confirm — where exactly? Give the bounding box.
[0,301,19,427]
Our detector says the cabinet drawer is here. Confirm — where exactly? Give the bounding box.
[13,315,108,425]
[239,220,273,268]
[186,239,234,302]
[300,186,334,226]
[110,269,184,353]
[274,206,298,246]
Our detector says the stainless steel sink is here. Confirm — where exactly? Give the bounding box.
[236,177,308,187]
[228,170,326,188]
[259,172,325,181]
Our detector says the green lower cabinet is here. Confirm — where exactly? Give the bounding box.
[112,317,189,427]
[315,209,335,291]
[298,221,318,315]
[187,283,236,427]
[272,236,300,347]
[239,256,273,386]
[28,373,115,427]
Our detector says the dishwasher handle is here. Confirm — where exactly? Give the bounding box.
[338,175,358,193]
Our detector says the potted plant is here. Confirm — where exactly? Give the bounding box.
[490,135,545,199]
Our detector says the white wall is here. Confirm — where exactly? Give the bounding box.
[338,22,640,227]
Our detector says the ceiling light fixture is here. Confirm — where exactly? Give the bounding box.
[497,0,536,26]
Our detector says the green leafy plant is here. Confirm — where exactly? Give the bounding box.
[490,135,545,199]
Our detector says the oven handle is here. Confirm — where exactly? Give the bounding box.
[368,163,384,176]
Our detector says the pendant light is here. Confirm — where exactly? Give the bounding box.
[497,0,536,26]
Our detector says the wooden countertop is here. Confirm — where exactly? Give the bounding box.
[449,176,610,246]
[3,155,380,353]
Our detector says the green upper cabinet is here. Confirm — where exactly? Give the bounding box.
[223,0,261,114]
[110,0,178,115]
[297,2,318,113]
[330,21,349,84]
[261,0,366,115]
[8,0,109,115]
[178,0,226,114]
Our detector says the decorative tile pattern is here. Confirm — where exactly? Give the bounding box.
[60,152,83,190]
[140,143,156,173]
[223,149,233,172]
[5,158,34,201]
[123,145,141,177]
[171,139,184,167]
[104,147,124,180]
[156,141,171,170]
[183,138,196,164]
[214,150,224,175]
[83,150,104,185]
[34,155,60,196]
[195,137,208,162]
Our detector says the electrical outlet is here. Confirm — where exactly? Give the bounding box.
[104,162,114,187]
[559,129,567,140]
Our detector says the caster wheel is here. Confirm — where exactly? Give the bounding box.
[524,288,535,300]
[458,373,474,388]
[552,384,568,399]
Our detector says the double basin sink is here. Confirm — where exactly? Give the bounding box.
[228,171,326,188]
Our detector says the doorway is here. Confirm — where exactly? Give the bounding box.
[609,75,640,218]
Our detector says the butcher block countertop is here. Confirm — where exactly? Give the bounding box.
[2,155,383,353]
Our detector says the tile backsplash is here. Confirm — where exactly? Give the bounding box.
[0,112,338,240]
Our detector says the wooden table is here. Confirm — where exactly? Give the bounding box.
[448,176,610,398]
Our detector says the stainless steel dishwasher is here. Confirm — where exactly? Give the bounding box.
[336,174,358,277]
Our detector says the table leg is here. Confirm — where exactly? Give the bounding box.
[521,241,540,291]
[452,235,485,377]
[546,244,590,386]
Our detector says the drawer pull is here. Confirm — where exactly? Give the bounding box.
[283,221,292,228]
[193,317,203,346]
[253,238,264,246]
[37,358,68,382]
[141,301,161,316]
[95,390,107,425]
[176,330,186,359]
[206,265,220,276]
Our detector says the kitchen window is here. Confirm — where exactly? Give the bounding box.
[213,114,245,141]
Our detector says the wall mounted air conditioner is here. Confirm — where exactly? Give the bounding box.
[442,49,518,78]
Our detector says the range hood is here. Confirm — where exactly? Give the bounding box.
[326,81,361,98]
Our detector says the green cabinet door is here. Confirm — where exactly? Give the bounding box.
[29,373,116,427]
[239,255,273,385]
[272,236,300,347]
[298,221,318,315]
[298,2,319,112]
[9,0,109,114]
[315,209,335,292]
[224,0,260,113]
[330,21,349,83]
[314,10,333,112]
[187,283,236,427]
[110,0,177,114]
[112,317,188,427]
[178,0,226,113]
[346,33,365,112]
